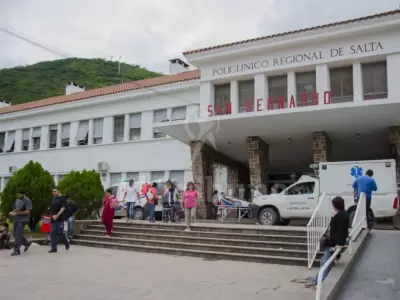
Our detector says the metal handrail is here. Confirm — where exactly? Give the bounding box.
[315,193,367,300]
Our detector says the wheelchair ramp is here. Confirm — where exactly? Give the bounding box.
[335,230,400,300]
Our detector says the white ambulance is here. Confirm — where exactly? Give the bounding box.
[250,159,399,226]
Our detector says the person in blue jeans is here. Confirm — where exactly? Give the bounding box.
[49,187,70,253]
[352,169,377,227]
[64,197,80,238]
[305,196,349,289]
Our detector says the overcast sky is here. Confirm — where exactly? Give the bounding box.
[0,0,398,73]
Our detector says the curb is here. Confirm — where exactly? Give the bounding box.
[321,229,370,300]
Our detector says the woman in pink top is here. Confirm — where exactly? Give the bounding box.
[183,182,199,231]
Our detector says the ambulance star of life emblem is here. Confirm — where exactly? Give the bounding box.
[350,166,363,179]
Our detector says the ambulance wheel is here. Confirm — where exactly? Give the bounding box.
[258,207,279,225]
[134,207,144,220]
[280,218,291,225]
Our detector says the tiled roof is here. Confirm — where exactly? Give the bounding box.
[183,9,400,55]
[0,70,200,115]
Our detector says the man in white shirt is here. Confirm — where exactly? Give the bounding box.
[125,179,137,222]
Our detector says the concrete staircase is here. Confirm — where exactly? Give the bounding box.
[73,221,320,267]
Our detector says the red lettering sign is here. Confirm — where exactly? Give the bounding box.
[207,90,331,116]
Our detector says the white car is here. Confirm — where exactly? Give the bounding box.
[251,159,399,226]
[108,180,168,220]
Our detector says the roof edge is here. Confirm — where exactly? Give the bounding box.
[183,9,400,56]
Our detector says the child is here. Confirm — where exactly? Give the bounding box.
[41,213,51,245]
[0,217,11,250]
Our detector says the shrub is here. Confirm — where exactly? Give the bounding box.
[0,161,54,228]
[58,170,104,219]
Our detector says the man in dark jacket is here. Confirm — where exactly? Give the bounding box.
[9,190,32,256]
[49,187,70,253]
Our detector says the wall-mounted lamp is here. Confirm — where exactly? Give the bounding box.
[355,133,361,140]
[287,138,292,144]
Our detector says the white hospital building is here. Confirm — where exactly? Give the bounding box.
[1,10,400,218]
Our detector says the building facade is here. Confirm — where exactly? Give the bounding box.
[1,10,400,219]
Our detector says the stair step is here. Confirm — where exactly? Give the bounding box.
[72,238,320,267]
[81,229,309,250]
[75,234,317,258]
[88,225,307,243]
[91,221,307,236]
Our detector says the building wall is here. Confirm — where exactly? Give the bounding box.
[0,86,199,190]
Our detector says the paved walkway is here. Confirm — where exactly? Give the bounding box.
[335,230,400,300]
[0,245,316,300]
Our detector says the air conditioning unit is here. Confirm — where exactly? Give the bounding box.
[9,166,18,174]
[97,161,109,172]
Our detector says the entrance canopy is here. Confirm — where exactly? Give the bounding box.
[156,100,400,172]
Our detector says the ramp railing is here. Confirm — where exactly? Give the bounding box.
[307,193,332,269]
[315,192,367,300]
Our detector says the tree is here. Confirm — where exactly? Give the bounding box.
[58,170,104,219]
[0,161,54,228]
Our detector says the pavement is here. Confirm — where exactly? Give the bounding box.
[0,245,317,300]
[335,230,400,300]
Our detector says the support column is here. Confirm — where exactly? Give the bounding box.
[190,141,208,219]
[199,82,214,118]
[287,72,296,102]
[316,64,330,106]
[387,53,400,100]
[353,63,363,103]
[254,74,267,111]
[246,136,269,195]
[230,80,239,115]
[312,131,331,163]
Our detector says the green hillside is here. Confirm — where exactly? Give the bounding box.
[0,58,162,105]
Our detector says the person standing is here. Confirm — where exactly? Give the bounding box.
[9,190,32,256]
[147,182,160,223]
[183,182,199,231]
[125,179,137,222]
[102,188,118,237]
[64,197,80,238]
[49,187,70,253]
[352,169,377,226]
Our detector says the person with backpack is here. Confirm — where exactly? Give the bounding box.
[9,190,32,256]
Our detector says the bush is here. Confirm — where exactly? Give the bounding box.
[58,170,104,219]
[0,161,54,228]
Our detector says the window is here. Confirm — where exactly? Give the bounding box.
[238,80,255,113]
[127,172,139,181]
[153,109,168,123]
[93,118,103,144]
[170,170,185,190]
[330,66,353,103]
[153,129,166,139]
[4,131,15,153]
[49,125,58,148]
[214,83,231,115]
[61,124,70,147]
[0,132,5,153]
[268,75,288,109]
[285,182,315,195]
[76,120,89,146]
[22,129,30,151]
[330,67,354,103]
[110,173,122,185]
[296,71,316,106]
[171,107,186,121]
[151,171,165,182]
[113,116,125,142]
[129,113,141,141]
[32,127,41,150]
[362,61,387,100]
